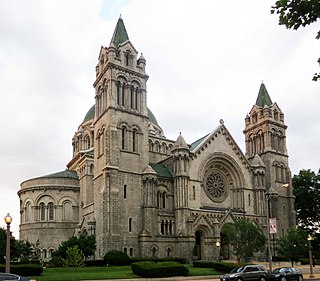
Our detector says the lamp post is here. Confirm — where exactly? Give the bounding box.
[307,235,314,278]
[4,213,12,273]
[215,239,221,262]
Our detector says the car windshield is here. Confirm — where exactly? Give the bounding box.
[272,268,289,274]
[230,267,244,273]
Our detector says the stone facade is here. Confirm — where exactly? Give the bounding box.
[18,17,296,261]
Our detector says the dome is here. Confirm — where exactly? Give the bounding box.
[147,108,159,126]
[82,105,159,126]
[83,105,95,122]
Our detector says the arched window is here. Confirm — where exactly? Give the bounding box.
[63,201,72,221]
[130,86,134,109]
[132,129,137,152]
[48,202,54,220]
[121,126,126,150]
[42,249,47,259]
[129,247,133,257]
[25,202,31,222]
[39,202,45,221]
[125,51,130,66]
[117,82,121,105]
[83,135,90,150]
[124,247,127,254]
[162,192,166,209]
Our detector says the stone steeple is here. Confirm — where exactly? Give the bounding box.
[110,16,129,47]
[255,82,273,107]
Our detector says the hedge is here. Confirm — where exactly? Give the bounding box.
[0,264,43,276]
[193,261,247,273]
[131,261,189,278]
[130,257,187,264]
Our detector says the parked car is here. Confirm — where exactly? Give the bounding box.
[220,265,268,281]
[0,273,36,281]
[268,267,303,281]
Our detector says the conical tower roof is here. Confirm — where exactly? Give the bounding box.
[110,16,129,47]
[255,83,272,107]
[173,133,189,150]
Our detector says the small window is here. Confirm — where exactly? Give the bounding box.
[124,185,127,199]
[129,218,132,232]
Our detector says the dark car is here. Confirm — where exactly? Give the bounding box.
[220,265,268,281]
[268,267,303,281]
[0,273,36,281]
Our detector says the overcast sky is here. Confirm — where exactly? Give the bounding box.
[0,0,319,237]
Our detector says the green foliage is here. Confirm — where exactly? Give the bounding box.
[47,256,63,268]
[0,264,43,276]
[193,260,244,272]
[271,0,320,30]
[103,250,130,265]
[271,1,320,81]
[63,246,85,268]
[0,228,32,263]
[131,261,189,278]
[130,257,186,264]
[53,235,96,260]
[0,228,5,264]
[221,219,267,262]
[292,169,320,231]
[276,228,308,262]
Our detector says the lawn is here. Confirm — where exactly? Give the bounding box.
[29,264,220,281]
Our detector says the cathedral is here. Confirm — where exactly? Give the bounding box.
[18,17,296,261]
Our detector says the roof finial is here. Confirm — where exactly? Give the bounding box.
[119,14,122,19]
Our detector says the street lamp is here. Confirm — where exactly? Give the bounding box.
[215,239,221,262]
[307,235,314,278]
[4,213,12,273]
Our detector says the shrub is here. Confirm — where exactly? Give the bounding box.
[130,257,187,264]
[47,256,63,267]
[205,261,246,273]
[131,261,189,278]
[104,250,130,265]
[0,264,43,276]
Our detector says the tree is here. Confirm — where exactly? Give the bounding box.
[292,169,320,231]
[271,0,320,81]
[221,219,267,262]
[0,227,32,263]
[63,245,85,268]
[276,228,308,266]
[53,235,96,261]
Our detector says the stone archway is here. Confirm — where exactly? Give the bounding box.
[194,230,204,260]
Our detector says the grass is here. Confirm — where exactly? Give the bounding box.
[29,264,220,281]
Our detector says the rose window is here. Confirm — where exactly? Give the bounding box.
[205,172,225,200]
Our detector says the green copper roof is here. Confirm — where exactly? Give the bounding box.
[148,108,159,126]
[83,105,95,122]
[255,83,273,107]
[190,134,209,151]
[34,170,79,180]
[110,17,129,47]
[83,105,159,126]
[149,163,173,179]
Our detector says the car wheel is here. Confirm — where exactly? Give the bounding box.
[280,276,286,281]
[260,276,267,281]
[236,277,242,281]
[298,275,303,281]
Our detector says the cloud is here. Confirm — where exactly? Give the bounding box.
[0,0,319,236]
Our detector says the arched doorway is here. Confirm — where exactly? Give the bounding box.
[220,232,230,260]
[194,230,203,260]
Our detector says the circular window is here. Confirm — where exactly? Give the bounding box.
[204,171,227,202]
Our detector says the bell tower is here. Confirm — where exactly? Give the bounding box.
[92,16,150,257]
[243,83,295,238]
